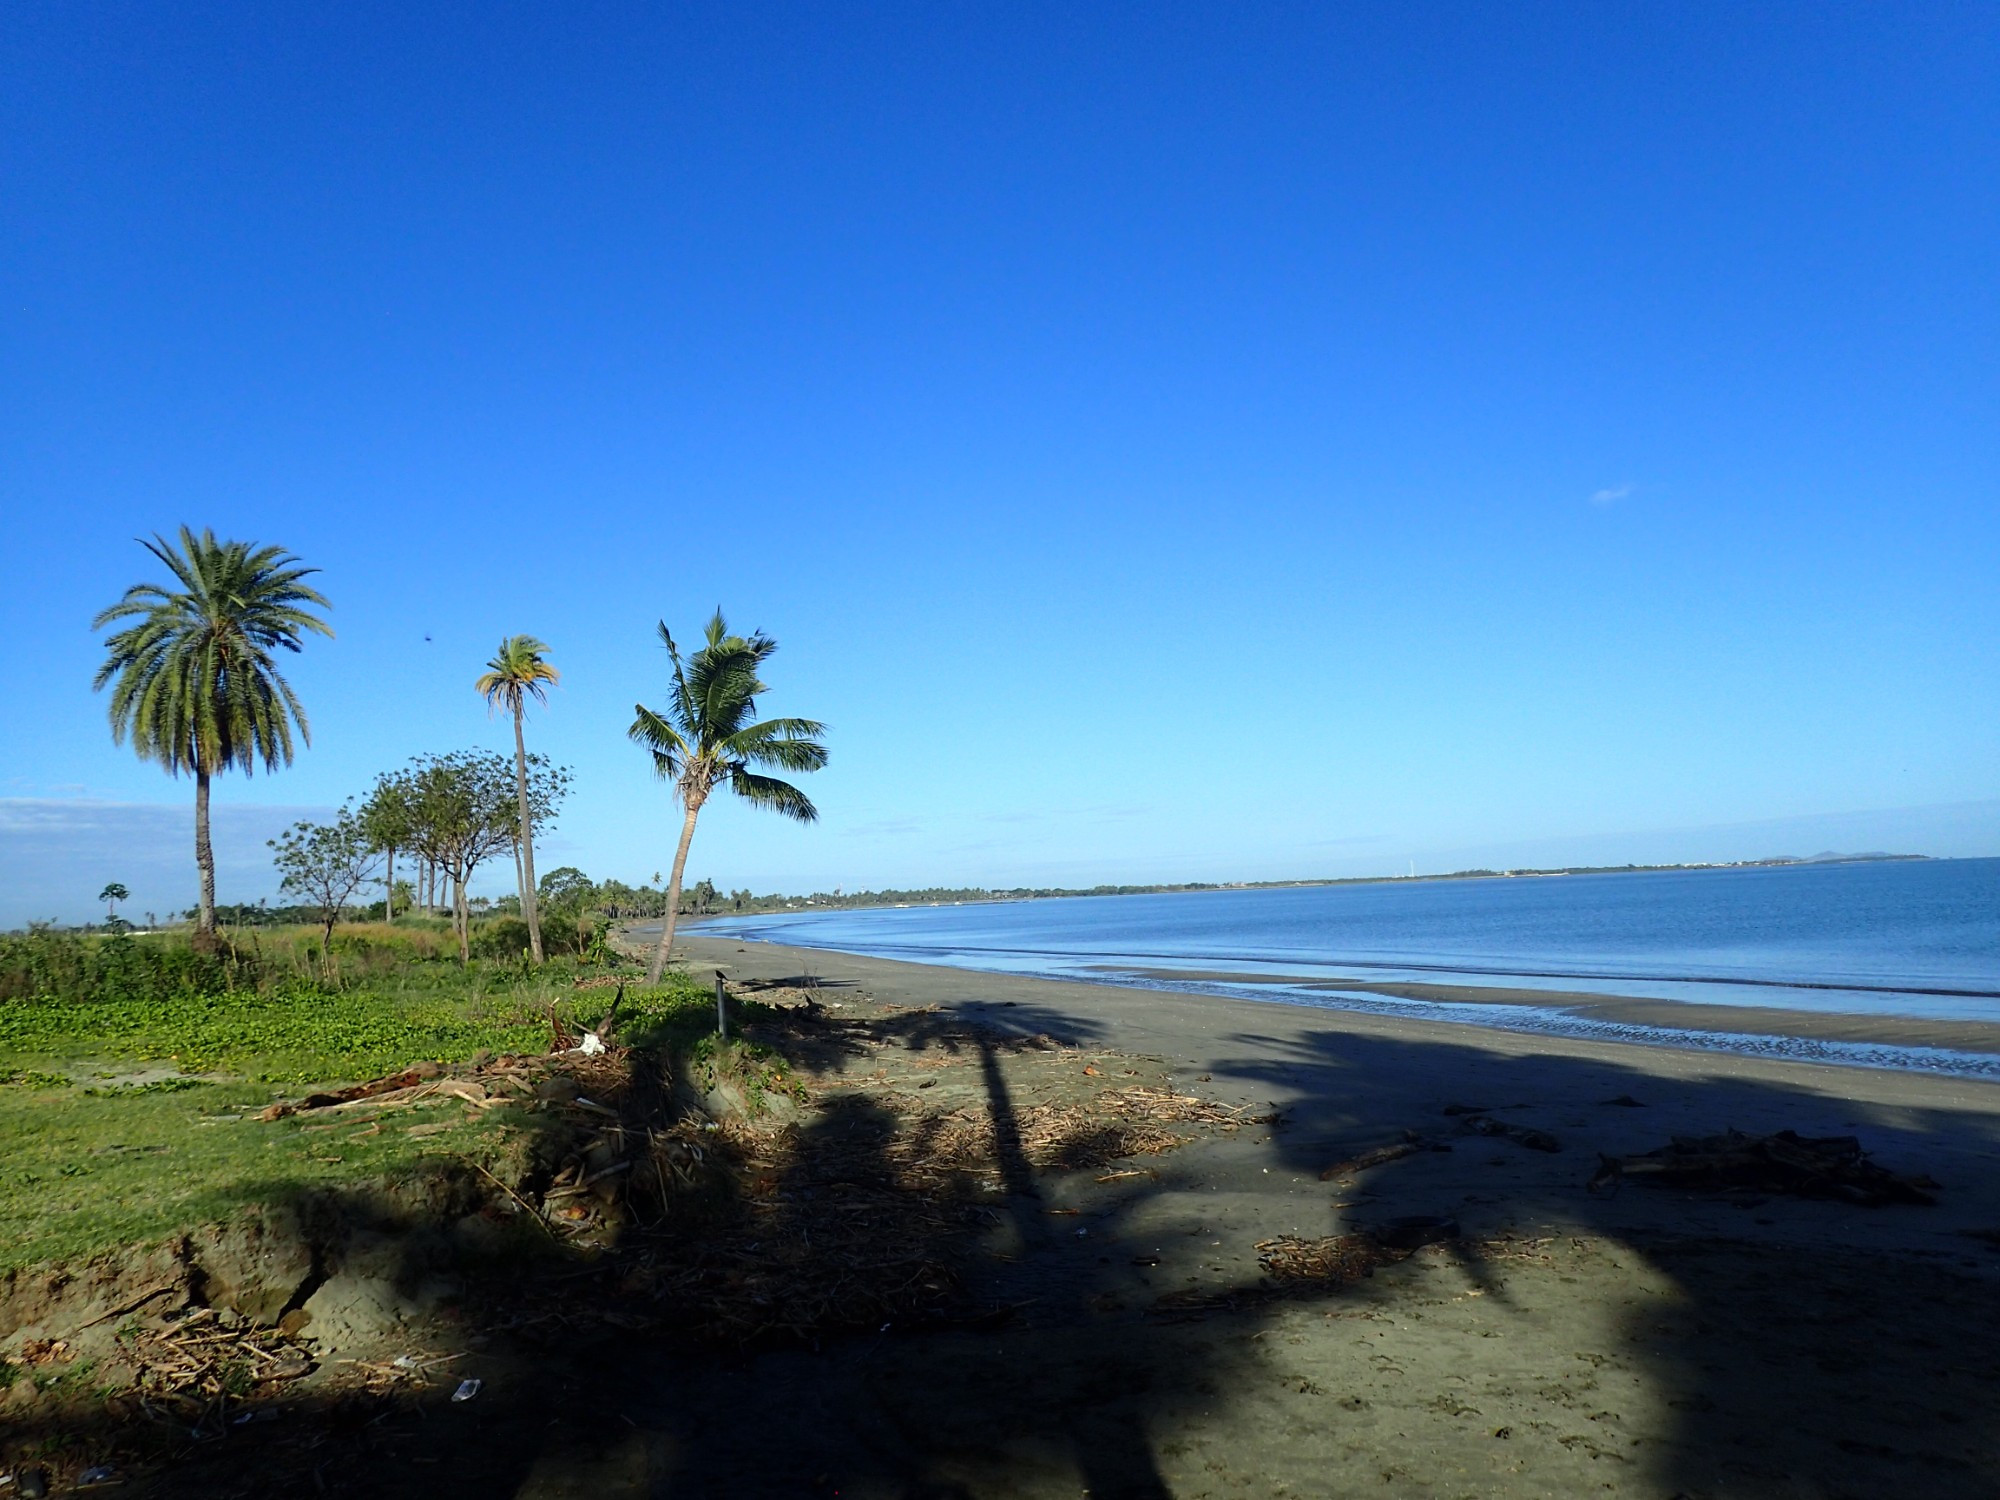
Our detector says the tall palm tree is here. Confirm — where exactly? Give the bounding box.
[92,527,332,948]
[629,611,827,985]
[476,635,560,963]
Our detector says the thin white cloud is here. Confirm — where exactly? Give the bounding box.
[1589,483,1634,506]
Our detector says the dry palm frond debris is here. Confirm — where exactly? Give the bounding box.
[1149,1233,1413,1319]
[1587,1129,1940,1206]
[1257,1233,1409,1286]
[122,1308,314,1433]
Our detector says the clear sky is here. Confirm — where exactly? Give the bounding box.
[3,3,1997,926]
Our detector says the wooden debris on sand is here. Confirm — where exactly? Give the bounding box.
[1460,1114,1561,1153]
[1588,1129,1940,1206]
[1320,1131,1448,1180]
[123,1308,314,1434]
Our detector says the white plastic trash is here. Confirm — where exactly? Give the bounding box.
[452,1378,483,1403]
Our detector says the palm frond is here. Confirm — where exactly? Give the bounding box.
[627,703,689,780]
[729,769,818,823]
[721,717,829,773]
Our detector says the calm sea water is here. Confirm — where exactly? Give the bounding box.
[712,859,2000,1077]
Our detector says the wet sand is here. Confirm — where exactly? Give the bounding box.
[1107,965,2000,1056]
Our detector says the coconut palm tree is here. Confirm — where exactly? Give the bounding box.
[629,611,826,985]
[92,528,332,948]
[476,635,560,963]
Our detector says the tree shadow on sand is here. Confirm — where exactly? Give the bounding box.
[1203,1024,2000,1498]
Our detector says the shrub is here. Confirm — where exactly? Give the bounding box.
[0,930,250,1005]
[471,917,532,960]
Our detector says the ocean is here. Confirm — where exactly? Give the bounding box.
[710,858,2000,1077]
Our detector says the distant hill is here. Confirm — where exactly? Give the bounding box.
[1763,852,1928,865]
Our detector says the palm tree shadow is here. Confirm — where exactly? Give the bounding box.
[1205,1025,2000,1498]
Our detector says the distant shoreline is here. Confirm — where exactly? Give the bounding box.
[699,850,1936,920]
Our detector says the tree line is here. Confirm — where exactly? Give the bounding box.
[268,747,570,964]
[91,526,828,975]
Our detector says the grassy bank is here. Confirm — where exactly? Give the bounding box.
[0,925,723,1272]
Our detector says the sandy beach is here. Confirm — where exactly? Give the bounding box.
[604,930,2000,1500]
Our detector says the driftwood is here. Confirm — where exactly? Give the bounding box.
[1460,1114,1561,1153]
[1319,1131,1450,1180]
[1588,1129,1940,1206]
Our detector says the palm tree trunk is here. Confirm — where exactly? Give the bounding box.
[512,704,543,963]
[193,768,217,951]
[645,803,703,985]
[454,869,470,963]
[383,845,396,924]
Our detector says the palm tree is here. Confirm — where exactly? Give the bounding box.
[476,635,560,963]
[99,882,128,922]
[92,528,332,949]
[629,611,826,985]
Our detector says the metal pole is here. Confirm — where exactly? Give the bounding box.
[714,971,728,1042]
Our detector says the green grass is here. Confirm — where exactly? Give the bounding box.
[0,942,722,1273]
[0,1078,527,1271]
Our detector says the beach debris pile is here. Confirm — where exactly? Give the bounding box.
[1588,1129,1940,1206]
[1258,1233,1407,1287]
[1153,1221,1455,1318]
[255,1061,514,1122]
[914,1085,1269,1178]
[111,1307,314,1436]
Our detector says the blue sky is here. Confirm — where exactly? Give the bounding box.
[2,3,1996,926]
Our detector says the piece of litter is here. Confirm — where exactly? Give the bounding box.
[78,1467,118,1486]
[573,1031,607,1056]
[392,1354,420,1370]
[452,1378,483,1402]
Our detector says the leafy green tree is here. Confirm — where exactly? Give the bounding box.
[629,611,826,984]
[270,804,379,964]
[359,775,414,925]
[92,527,332,948]
[537,865,596,953]
[390,751,568,962]
[98,883,129,922]
[476,636,560,964]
